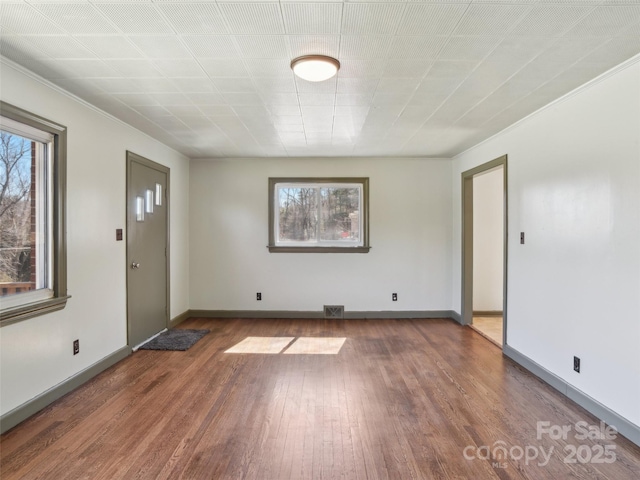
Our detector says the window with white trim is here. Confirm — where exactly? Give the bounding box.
[268,178,370,253]
[0,102,68,326]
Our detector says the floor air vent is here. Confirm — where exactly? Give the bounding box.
[324,305,344,319]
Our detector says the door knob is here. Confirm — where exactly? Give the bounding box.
[131,262,140,269]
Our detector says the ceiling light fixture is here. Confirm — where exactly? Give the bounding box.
[290,55,340,82]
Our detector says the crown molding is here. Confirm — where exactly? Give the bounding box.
[0,56,188,161]
[454,52,640,160]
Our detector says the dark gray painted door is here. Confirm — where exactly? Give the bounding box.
[127,153,168,347]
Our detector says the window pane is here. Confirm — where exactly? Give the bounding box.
[0,131,47,297]
[269,177,369,253]
[277,187,318,242]
[319,187,360,243]
[1,102,68,324]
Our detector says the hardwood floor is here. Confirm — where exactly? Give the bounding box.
[2,317,639,479]
[471,316,503,346]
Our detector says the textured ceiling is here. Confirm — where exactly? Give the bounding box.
[1,1,639,159]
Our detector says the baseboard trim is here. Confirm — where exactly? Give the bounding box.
[0,346,131,434]
[189,309,457,320]
[190,309,323,319]
[345,310,454,319]
[503,345,640,447]
[169,310,191,328]
[450,310,463,325]
[472,310,503,317]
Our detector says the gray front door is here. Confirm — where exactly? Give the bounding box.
[126,152,169,348]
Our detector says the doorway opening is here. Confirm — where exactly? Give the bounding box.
[461,156,507,347]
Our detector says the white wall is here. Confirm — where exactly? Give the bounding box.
[189,157,453,313]
[4,48,638,439]
[452,59,640,428]
[0,61,190,416]
[473,167,504,311]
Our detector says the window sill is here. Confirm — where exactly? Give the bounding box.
[268,246,371,253]
[0,295,71,327]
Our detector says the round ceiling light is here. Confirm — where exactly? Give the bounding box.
[290,55,340,82]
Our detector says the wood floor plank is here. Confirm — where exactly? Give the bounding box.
[2,317,639,479]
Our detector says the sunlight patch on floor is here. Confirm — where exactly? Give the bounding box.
[225,337,347,355]
[283,337,346,355]
[224,336,295,354]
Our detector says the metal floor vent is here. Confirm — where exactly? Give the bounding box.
[324,305,344,319]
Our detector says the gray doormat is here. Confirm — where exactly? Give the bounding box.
[139,329,209,351]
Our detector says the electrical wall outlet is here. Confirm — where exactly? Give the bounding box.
[73,339,79,355]
[520,232,525,244]
[392,293,398,301]
[573,356,580,373]
[256,292,262,301]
